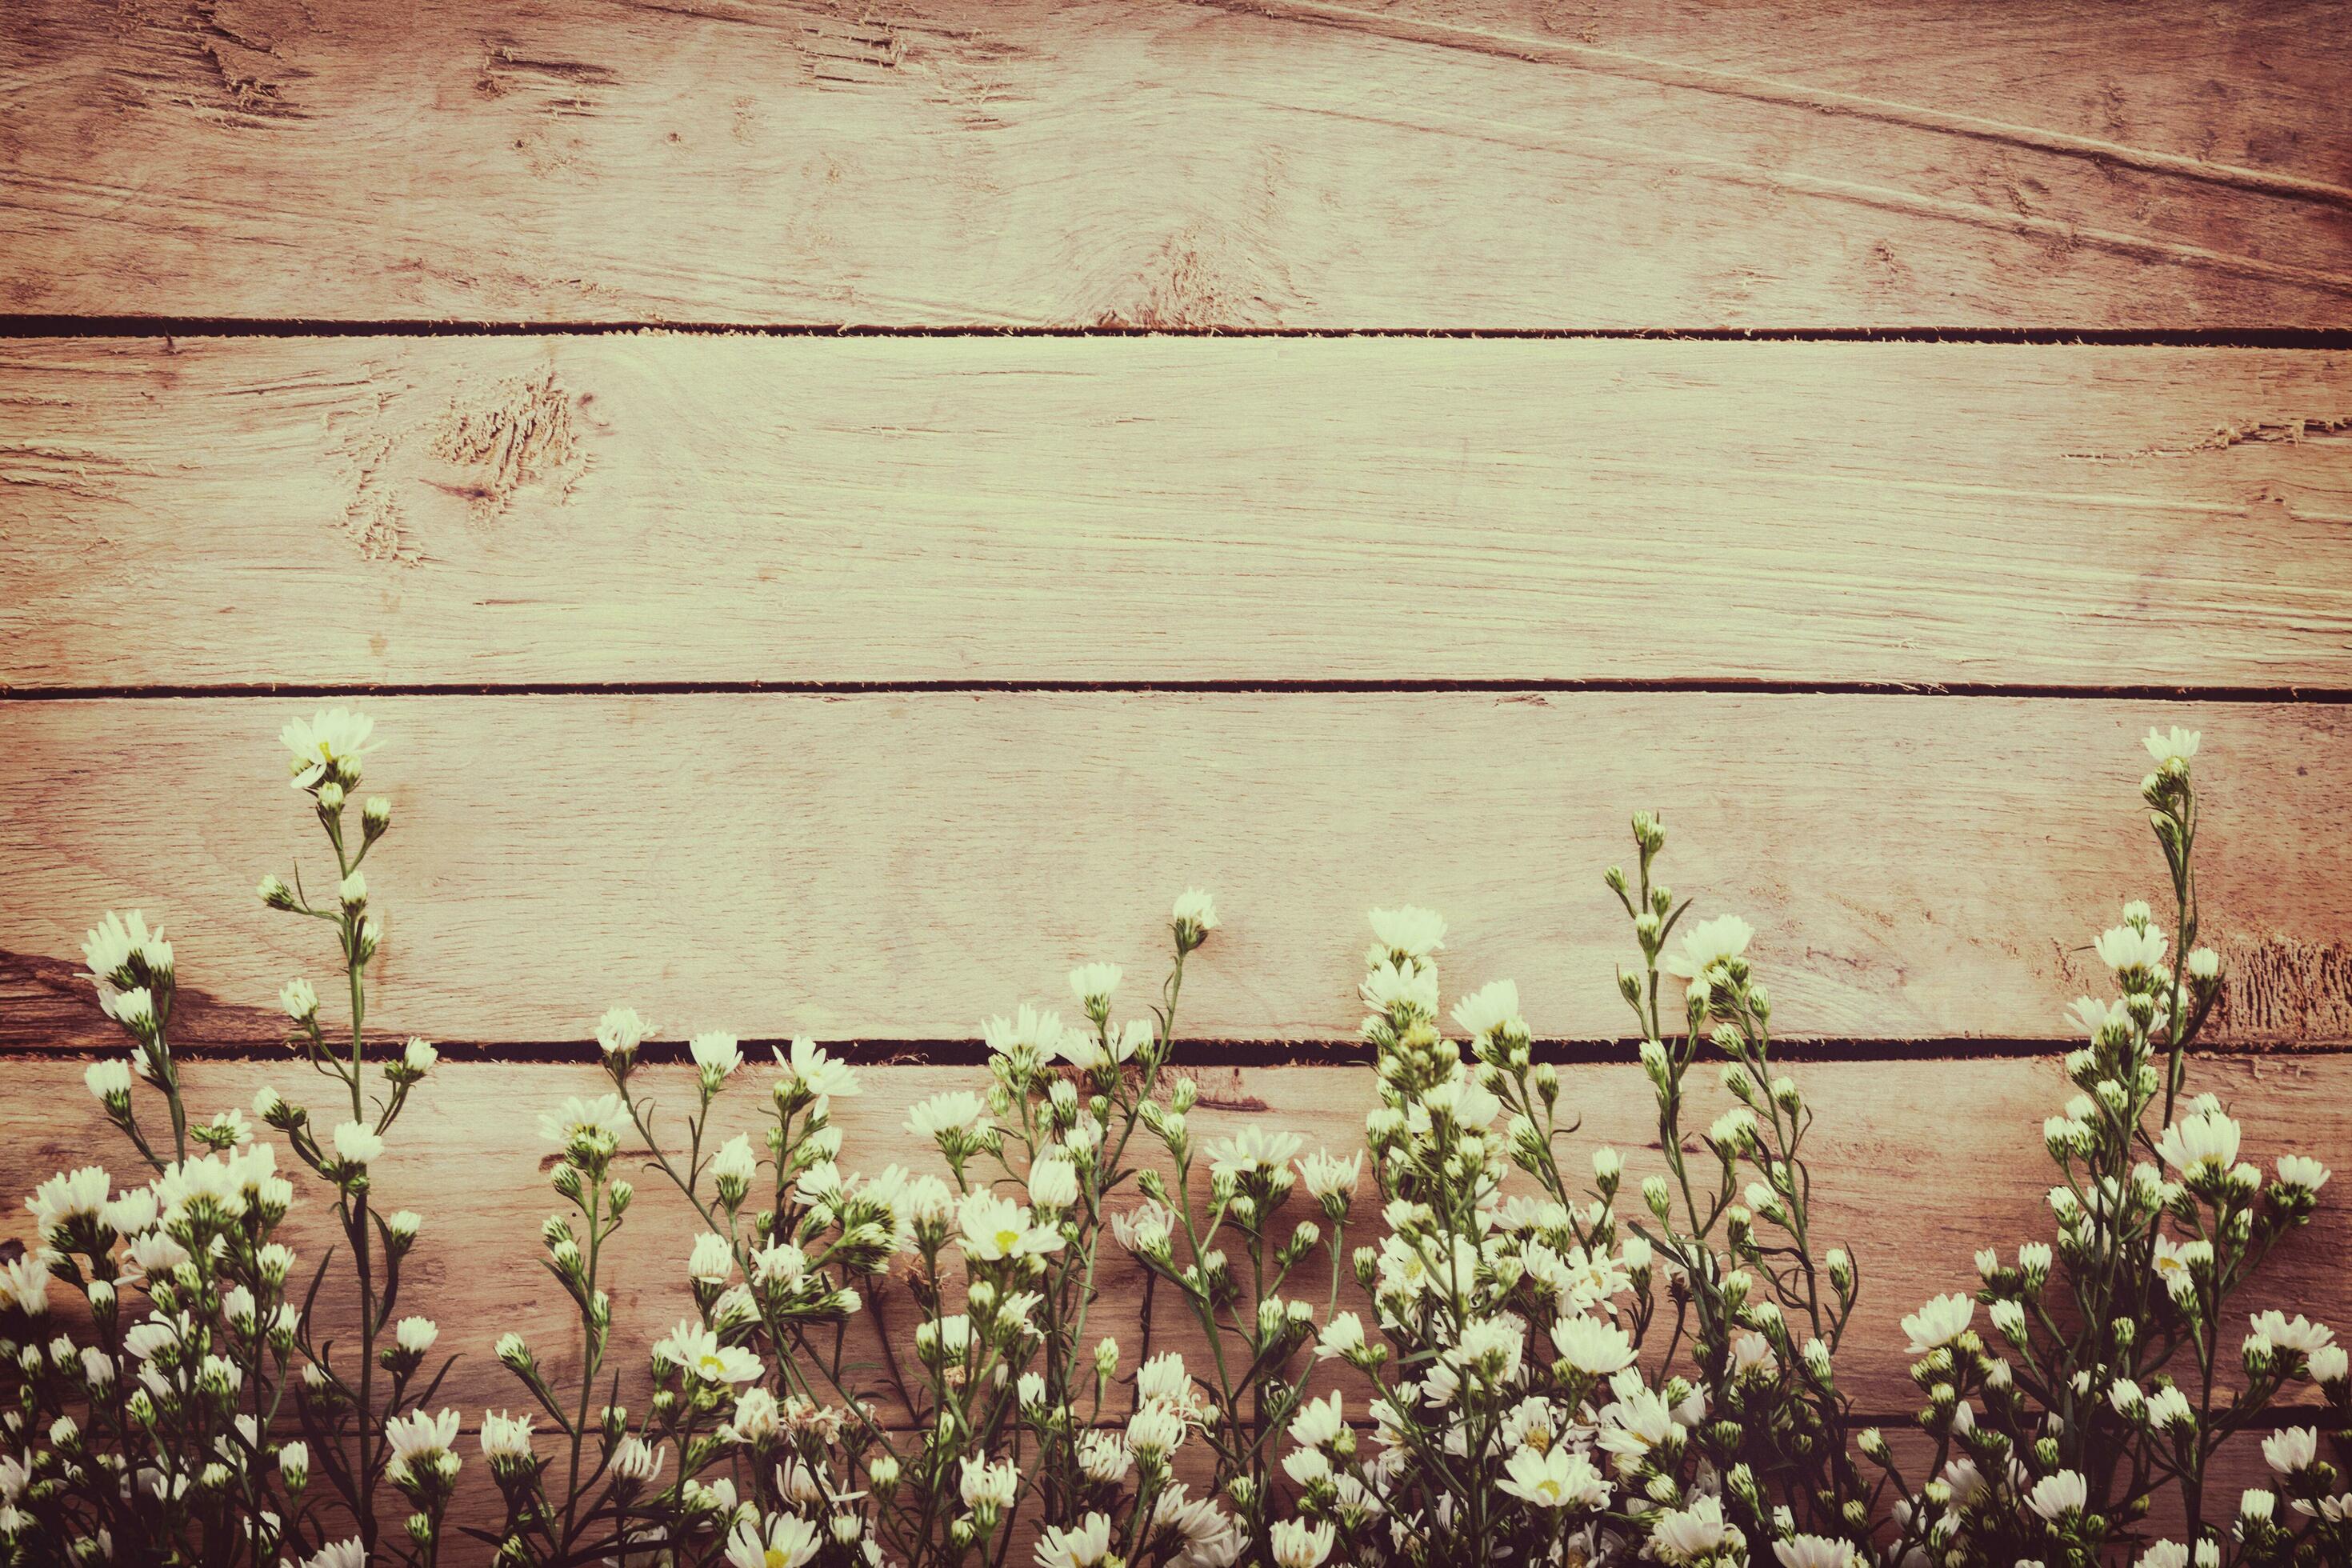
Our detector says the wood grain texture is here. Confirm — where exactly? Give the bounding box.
[0,1058,2337,1527]
[4,694,2349,1050]
[4,335,2350,690]
[3,0,2349,327]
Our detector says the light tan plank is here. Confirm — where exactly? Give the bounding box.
[2,1,2348,326]
[3,336,2350,690]
[0,1058,2337,1527]
[2,694,2348,1048]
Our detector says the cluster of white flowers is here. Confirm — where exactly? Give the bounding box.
[6,718,2342,1566]
[0,713,465,1562]
[1873,729,2348,1564]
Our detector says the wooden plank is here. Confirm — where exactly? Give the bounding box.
[3,694,2348,1048]
[4,335,2350,690]
[0,1058,2337,1527]
[2,1,2348,327]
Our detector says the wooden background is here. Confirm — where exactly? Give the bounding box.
[3,0,2350,1540]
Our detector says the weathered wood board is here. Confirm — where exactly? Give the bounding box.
[4,336,2350,690]
[3,695,2349,1050]
[3,0,2349,326]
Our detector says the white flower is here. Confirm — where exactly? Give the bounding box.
[393,1317,438,1354]
[709,1134,758,1190]
[1650,1496,1738,1562]
[1774,1538,1855,1568]
[724,1386,782,1444]
[1288,1391,1345,1449]
[1368,905,1447,958]
[958,1190,1062,1261]
[1036,1514,1114,1568]
[959,1455,1018,1510]
[538,1094,629,1147]
[2276,1154,2331,1192]
[1205,1126,1303,1182]
[1269,1519,1336,1568]
[595,1006,653,1058]
[1068,963,1123,1006]
[609,1436,664,1484]
[1550,1316,1637,1375]
[726,1512,820,1568]
[1028,1154,1080,1210]
[654,1320,763,1385]
[2250,1311,2334,1355]
[1496,1446,1608,1510]
[1360,957,1438,1017]
[1900,1294,1974,1355]
[1450,978,1523,1041]
[0,1254,51,1316]
[1298,1149,1362,1202]
[2308,1343,2350,1385]
[2026,1470,2087,1519]
[382,1407,459,1463]
[402,1037,438,1076]
[1662,914,1754,982]
[280,708,378,787]
[1126,1402,1186,1459]
[2094,922,2169,975]
[280,979,319,1022]
[2262,1426,2317,1474]
[2186,946,2221,982]
[774,1037,859,1098]
[689,1031,743,1078]
[330,1122,383,1166]
[1314,1311,1367,1362]
[2155,1108,2242,1174]
[304,1541,366,1568]
[479,1410,534,1462]
[84,1059,134,1102]
[26,1166,111,1239]
[1172,889,1220,938]
[689,1233,736,1285]
[903,1094,990,1149]
[82,910,171,984]
[2144,726,2200,766]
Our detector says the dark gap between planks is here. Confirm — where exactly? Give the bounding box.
[2,317,2351,348]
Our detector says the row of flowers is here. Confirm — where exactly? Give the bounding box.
[0,714,2342,1566]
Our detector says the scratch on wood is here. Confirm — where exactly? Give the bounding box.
[2216,938,2352,1043]
[1189,0,2352,213]
[430,370,586,522]
[477,40,618,114]
[1254,94,2352,299]
[1097,228,1289,330]
[120,1,308,126]
[2063,414,2352,462]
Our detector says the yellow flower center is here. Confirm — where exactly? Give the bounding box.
[995,1227,1023,1251]
[695,1352,729,1379]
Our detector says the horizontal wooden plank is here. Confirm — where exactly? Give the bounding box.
[3,694,2348,1047]
[0,1058,2337,1530]
[2,1,2348,326]
[3,336,2350,690]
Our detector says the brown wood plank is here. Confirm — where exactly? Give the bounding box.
[2,1,2348,326]
[0,1058,2337,1530]
[3,336,2350,690]
[3,694,2347,1048]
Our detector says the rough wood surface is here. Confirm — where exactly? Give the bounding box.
[0,1058,2336,1530]
[4,694,2348,1049]
[3,0,2349,326]
[4,336,2351,691]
